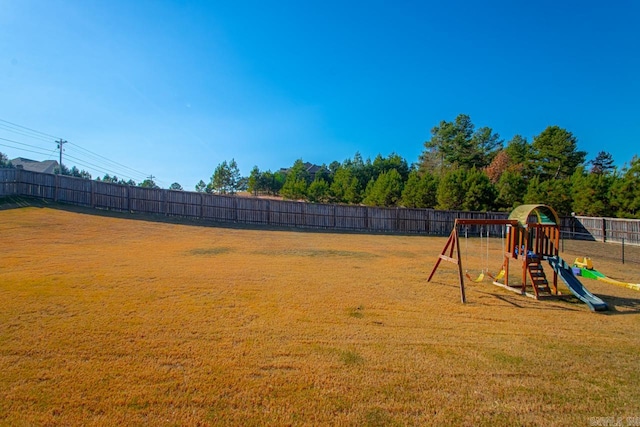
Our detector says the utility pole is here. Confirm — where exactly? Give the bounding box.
[56,139,67,174]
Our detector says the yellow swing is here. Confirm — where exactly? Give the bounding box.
[488,225,505,281]
[465,225,486,283]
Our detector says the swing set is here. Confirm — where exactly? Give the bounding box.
[428,204,608,311]
[428,218,518,303]
[462,224,505,283]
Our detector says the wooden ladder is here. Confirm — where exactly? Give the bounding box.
[527,257,551,298]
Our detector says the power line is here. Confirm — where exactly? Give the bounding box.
[0,142,53,158]
[63,152,144,181]
[0,122,54,143]
[0,118,170,187]
[1,141,145,182]
[0,118,62,141]
[0,136,52,152]
[66,142,150,179]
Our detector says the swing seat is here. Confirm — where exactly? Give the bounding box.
[466,272,485,282]
[489,269,505,281]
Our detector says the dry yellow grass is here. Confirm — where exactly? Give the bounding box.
[1,206,639,426]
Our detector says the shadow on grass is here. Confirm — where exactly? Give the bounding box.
[475,286,640,315]
[597,293,640,315]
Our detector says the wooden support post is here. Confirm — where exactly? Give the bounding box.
[428,222,466,303]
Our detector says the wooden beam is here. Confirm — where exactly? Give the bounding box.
[454,219,519,226]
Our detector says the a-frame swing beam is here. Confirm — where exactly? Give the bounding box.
[428,218,519,304]
[428,224,466,303]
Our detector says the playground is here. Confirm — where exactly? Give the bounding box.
[429,204,627,312]
[1,206,640,425]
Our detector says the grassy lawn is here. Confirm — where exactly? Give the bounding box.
[1,206,639,426]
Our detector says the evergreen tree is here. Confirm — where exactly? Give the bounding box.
[169,182,183,191]
[281,159,310,200]
[531,126,586,180]
[307,178,330,203]
[262,170,285,196]
[495,170,526,211]
[195,180,207,193]
[610,156,640,218]
[437,168,467,210]
[247,166,261,195]
[372,153,410,182]
[463,168,497,212]
[0,152,12,168]
[589,151,615,175]
[571,167,613,217]
[524,176,573,215]
[140,178,159,189]
[362,169,403,207]
[68,166,92,179]
[422,114,502,171]
[330,167,360,204]
[210,159,241,194]
[401,170,438,208]
[504,134,531,164]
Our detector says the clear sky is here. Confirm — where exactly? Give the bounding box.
[1,0,638,189]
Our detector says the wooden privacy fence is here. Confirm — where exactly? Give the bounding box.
[0,168,638,244]
[567,215,640,245]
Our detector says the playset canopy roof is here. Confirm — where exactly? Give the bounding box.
[508,204,560,227]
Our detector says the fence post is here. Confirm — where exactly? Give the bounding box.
[163,189,168,216]
[91,180,96,208]
[266,199,270,225]
[622,237,625,264]
[234,196,238,223]
[126,185,131,212]
[364,206,369,231]
[54,174,59,202]
[602,217,606,243]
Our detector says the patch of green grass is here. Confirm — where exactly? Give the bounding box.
[256,249,376,258]
[490,351,524,366]
[340,349,365,366]
[127,398,149,410]
[363,407,397,427]
[188,247,232,256]
[348,305,365,318]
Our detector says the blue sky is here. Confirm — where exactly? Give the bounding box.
[1,0,638,189]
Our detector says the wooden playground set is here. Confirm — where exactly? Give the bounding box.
[428,204,609,311]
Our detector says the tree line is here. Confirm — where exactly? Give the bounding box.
[214,114,638,218]
[2,114,638,218]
